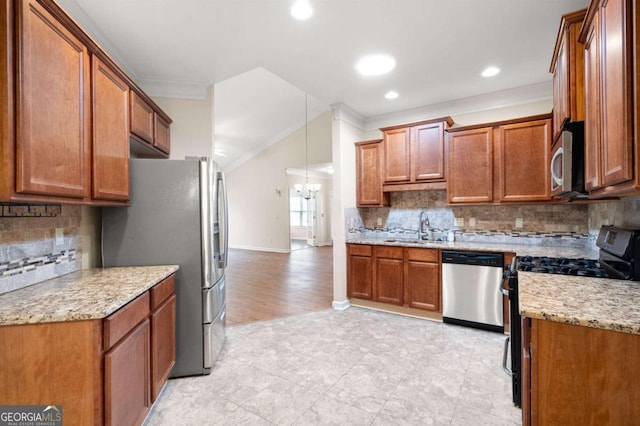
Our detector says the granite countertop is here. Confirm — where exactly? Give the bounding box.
[518,271,640,335]
[346,237,599,259]
[0,265,179,326]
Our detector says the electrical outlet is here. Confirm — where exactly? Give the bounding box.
[377,217,383,226]
[454,217,464,227]
[55,228,64,246]
[515,218,524,229]
[468,217,476,227]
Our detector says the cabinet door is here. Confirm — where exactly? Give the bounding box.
[412,122,445,181]
[600,0,633,186]
[356,141,385,206]
[584,10,602,191]
[552,33,568,140]
[496,119,551,202]
[404,249,440,312]
[130,91,154,144]
[374,247,403,305]
[447,128,493,203]
[16,0,90,199]
[92,56,129,201]
[105,319,151,426]
[383,127,411,182]
[153,113,171,154]
[347,247,373,300]
[151,294,176,401]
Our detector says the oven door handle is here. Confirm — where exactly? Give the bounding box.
[503,336,512,376]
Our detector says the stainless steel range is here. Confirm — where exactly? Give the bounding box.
[503,225,640,407]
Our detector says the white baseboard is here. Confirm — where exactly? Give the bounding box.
[229,245,291,253]
[332,299,350,310]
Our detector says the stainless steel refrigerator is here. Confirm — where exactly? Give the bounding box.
[102,157,228,377]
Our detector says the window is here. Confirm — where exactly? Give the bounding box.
[290,189,310,227]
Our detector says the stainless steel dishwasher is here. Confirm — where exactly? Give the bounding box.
[442,251,504,332]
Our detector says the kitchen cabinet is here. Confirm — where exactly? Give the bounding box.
[347,244,441,313]
[92,56,130,202]
[447,114,552,204]
[404,248,440,312]
[129,91,172,158]
[580,0,638,197]
[380,117,453,191]
[374,246,404,305]
[154,113,171,154]
[0,273,176,426]
[550,9,586,141]
[522,317,640,425]
[355,139,389,207]
[347,244,373,299]
[130,91,154,144]
[13,0,91,200]
[0,0,171,204]
[447,127,494,203]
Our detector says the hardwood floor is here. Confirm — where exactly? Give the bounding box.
[225,246,333,326]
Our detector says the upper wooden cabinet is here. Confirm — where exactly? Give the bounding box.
[550,9,587,141]
[447,114,552,204]
[496,119,551,202]
[580,0,638,197]
[447,127,494,204]
[381,117,453,190]
[130,91,154,144]
[355,139,389,207]
[0,0,171,204]
[14,0,90,200]
[92,56,130,202]
[154,113,171,154]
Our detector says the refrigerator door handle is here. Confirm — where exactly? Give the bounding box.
[200,160,213,288]
[217,171,229,268]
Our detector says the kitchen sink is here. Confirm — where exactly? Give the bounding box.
[384,238,444,244]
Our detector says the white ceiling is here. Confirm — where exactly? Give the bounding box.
[57,0,589,167]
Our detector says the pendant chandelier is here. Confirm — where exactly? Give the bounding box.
[294,93,321,200]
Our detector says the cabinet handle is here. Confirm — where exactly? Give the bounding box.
[503,336,512,376]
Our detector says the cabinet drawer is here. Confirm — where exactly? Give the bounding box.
[104,292,150,350]
[349,244,372,256]
[406,248,438,262]
[375,246,403,259]
[150,275,175,310]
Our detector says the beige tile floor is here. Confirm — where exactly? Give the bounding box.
[144,307,522,425]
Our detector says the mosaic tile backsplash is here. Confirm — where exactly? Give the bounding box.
[347,190,592,248]
[0,205,82,294]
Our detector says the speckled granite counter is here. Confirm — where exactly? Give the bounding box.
[346,237,600,259]
[0,265,179,326]
[518,271,640,335]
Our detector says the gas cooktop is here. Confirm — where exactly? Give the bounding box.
[516,256,613,278]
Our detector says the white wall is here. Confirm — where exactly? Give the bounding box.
[227,111,332,252]
[153,85,214,160]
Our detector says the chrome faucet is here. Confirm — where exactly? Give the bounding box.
[419,211,431,240]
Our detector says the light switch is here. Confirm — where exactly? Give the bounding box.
[468,217,476,227]
[454,217,464,227]
[55,228,64,245]
[515,218,524,229]
[377,217,383,226]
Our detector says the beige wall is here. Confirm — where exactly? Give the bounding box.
[227,111,332,252]
[153,85,214,160]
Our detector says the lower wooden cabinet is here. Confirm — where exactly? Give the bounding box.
[105,319,151,426]
[0,273,176,426]
[347,244,441,312]
[522,317,640,425]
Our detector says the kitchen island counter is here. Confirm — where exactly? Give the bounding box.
[0,265,179,326]
[519,271,640,335]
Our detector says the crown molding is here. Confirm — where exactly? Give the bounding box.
[363,81,553,131]
[330,103,366,129]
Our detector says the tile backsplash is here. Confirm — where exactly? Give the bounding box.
[588,195,640,236]
[0,205,83,294]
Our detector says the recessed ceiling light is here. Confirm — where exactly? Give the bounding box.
[385,90,399,100]
[355,54,396,76]
[481,66,500,77]
[291,1,312,20]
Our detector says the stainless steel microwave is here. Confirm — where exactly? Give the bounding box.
[550,121,586,198]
